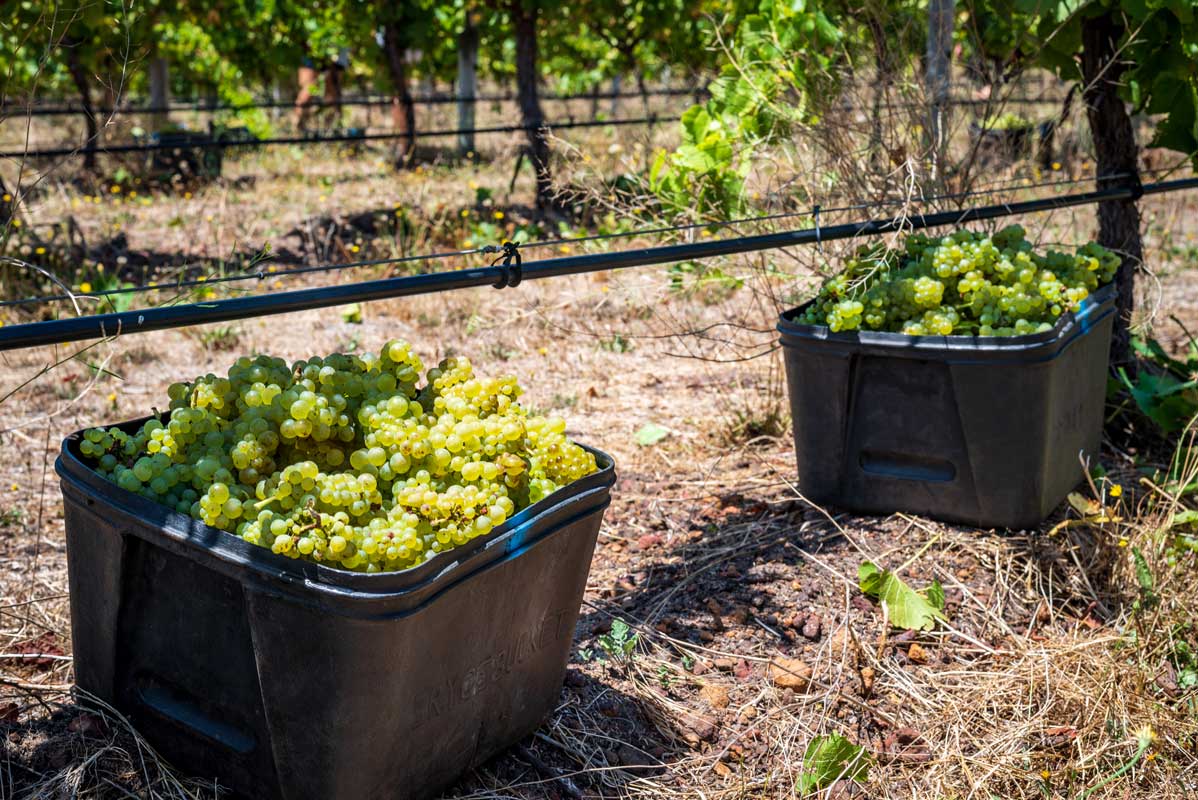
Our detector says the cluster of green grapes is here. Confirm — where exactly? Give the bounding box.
[80,341,598,573]
[798,226,1120,336]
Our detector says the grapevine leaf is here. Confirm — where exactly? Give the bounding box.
[858,562,947,632]
[795,733,870,794]
[926,580,945,612]
[634,423,670,447]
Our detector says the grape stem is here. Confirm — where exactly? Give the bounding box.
[254,493,283,510]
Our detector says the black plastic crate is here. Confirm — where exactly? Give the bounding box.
[57,418,616,800]
[969,121,1035,161]
[147,130,222,178]
[777,283,1115,529]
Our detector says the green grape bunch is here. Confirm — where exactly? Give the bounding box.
[798,227,1120,336]
[79,342,599,573]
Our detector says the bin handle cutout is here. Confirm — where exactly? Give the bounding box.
[858,451,956,483]
[137,678,256,754]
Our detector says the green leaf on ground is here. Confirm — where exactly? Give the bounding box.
[635,423,670,446]
[858,561,948,631]
[796,732,870,794]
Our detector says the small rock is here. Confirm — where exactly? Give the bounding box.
[801,614,823,641]
[860,666,875,694]
[67,713,109,737]
[713,761,732,777]
[637,533,663,551]
[850,594,874,613]
[699,683,730,709]
[907,642,929,664]
[706,598,723,616]
[733,659,754,682]
[738,706,758,722]
[698,630,715,643]
[691,659,710,676]
[769,657,812,690]
[564,669,587,688]
[728,606,750,625]
[615,743,657,769]
[713,657,736,672]
[682,713,718,742]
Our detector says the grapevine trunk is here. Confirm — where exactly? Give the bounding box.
[1081,10,1142,368]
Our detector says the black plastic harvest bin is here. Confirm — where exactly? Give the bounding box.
[57,418,616,800]
[778,283,1115,529]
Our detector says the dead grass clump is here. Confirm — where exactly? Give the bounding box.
[2,691,221,800]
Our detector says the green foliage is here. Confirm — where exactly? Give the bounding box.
[858,561,948,631]
[597,618,639,661]
[1131,546,1158,611]
[796,733,871,794]
[994,0,1198,164]
[1118,335,1198,434]
[651,0,846,219]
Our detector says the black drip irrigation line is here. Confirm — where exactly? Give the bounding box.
[0,168,1145,311]
[2,175,1192,352]
[0,88,702,118]
[0,115,675,161]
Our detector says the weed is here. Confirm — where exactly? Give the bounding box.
[597,618,638,662]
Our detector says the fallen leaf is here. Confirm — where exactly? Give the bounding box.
[634,423,670,447]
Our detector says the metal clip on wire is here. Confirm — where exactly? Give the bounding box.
[483,240,522,289]
[813,205,823,254]
[1128,175,1144,202]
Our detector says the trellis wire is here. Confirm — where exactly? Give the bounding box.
[0,175,1189,352]
[0,168,1145,311]
[0,115,675,161]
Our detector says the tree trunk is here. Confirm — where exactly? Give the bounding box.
[867,14,892,172]
[925,0,954,186]
[64,43,97,171]
[610,74,622,116]
[383,22,416,166]
[1081,12,1141,368]
[457,15,479,156]
[635,71,650,116]
[512,0,552,209]
[149,56,170,129]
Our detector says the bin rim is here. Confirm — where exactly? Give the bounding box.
[57,414,615,596]
[778,281,1115,360]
